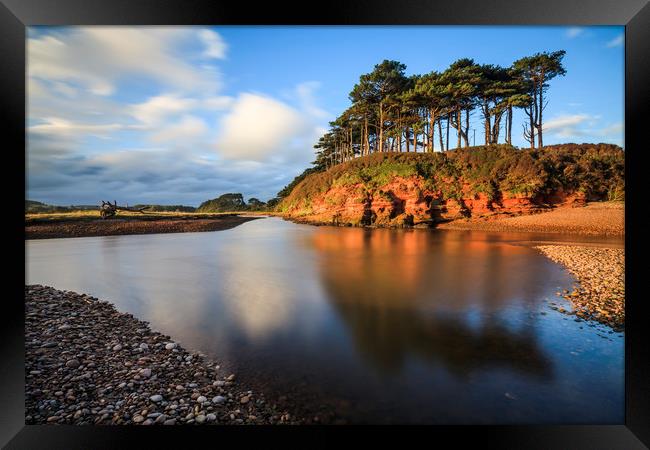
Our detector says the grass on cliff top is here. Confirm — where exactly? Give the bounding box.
[279,143,625,212]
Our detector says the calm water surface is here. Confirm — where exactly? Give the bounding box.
[25,217,624,424]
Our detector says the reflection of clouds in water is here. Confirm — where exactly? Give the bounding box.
[216,221,326,341]
[221,268,296,340]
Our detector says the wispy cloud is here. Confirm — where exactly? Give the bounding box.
[199,29,228,59]
[544,114,594,135]
[606,33,624,48]
[29,117,124,137]
[566,27,584,38]
[544,114,623,146]
[27,27,330,205]
[28,28,223,96]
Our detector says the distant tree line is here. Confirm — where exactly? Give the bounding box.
[196,193,277,212]
[26,200,99,213]
[131,204,196,213]
[312,51,566,170]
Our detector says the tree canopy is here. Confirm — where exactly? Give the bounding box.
[312,53,566,170]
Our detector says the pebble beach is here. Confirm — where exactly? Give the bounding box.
[535,245,625,331]
[25,285,302,425]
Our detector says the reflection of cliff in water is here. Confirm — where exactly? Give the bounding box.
[310,227,554,379]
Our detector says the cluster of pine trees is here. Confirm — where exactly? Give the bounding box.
[312,51,566,170]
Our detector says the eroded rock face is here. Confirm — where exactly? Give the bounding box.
[283,175,582,228]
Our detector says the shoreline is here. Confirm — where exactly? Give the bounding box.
[535,246,625,331]
[25,285,303,425]
[436,202,624,236]
[25,214,261,240]
[283,202,624,237]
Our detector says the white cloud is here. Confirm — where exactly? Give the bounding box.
[215,93,312,162]
[543,114,623,145]
[149,115,208,143]
[28,27,223,96]
[130,94,198,126]
[26,26,331,204]
[544,114,593,132]
[199,29,227,59]
[606,34,624,48]
[30,117,123,137]
[543,114,598,138]
[295,81,330,119]
[599,122,623,136]
[566,27,584,38]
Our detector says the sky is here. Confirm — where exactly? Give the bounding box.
[27,26,624,206]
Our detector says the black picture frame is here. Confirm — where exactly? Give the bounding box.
[3,0,649,447]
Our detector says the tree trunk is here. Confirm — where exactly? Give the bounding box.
[438,118,444,152]
[379,102,384,153]
[492,112,503,144]
[507,106,512,145]
[456,109,461,149]
[405,127,410,152]
[537,76,544,149]
[529,104,536,149]
[484,104,491,145]
[463,109,470,147]
[446,114,450,151]
[429,108,435,153]
[397,113,402,153]
[363,118,368,155]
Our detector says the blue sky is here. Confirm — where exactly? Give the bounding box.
[27,26,624,206]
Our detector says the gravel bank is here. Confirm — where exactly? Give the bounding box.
[25,215,260,240]
[535,246,625,331]
[438,202,624,235]
[25,285,302,425]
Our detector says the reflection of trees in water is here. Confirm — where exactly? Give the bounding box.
[311,227,554,379]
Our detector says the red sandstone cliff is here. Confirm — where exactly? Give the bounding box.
[282,176,587,228]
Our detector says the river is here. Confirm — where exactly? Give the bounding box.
[25,217,624,424]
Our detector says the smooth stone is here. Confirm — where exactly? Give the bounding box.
[149,394,163,402]
[195,414,206,424]
[133,415,145,423]
[206,413,217,422]
[140,368,152,378]
[163,419,176,425]
[196,396,207,403]
[112,344,123,351]
[65,359,80,368]
[213,381,225,387]
[212,396,226,404]
[240,396,250,404]
[139,343,148,350]
[165,343,177,350]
